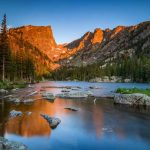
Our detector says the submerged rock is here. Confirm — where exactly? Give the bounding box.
[26,111,32,115]
[0,137,28,150]
[23,99,34,103]
[84,90,94,97]
[64,106,79,111]
[9,110,22,118]
[10,98,20,103]
[8,97,34,103]
[56,91,88,98]
[114,93,150,106]
[89,86,101,89]
[40,114,61,129]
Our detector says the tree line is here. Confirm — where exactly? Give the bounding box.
[50,51,150,83]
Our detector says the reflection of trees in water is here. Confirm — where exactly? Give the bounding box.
[0,100,11,136]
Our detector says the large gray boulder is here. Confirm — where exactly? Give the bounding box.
[114,93,150,106]
[0,137,28,150]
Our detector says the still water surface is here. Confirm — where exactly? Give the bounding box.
[0,81,150,150]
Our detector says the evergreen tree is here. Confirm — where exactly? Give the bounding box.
[0,14,12,81]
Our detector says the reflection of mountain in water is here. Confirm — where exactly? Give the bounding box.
[4,95,85,137]
[1,82,150,150]
[4,97,105,138]
[5,100,54,137]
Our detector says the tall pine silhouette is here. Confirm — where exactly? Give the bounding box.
[0,14,12,81]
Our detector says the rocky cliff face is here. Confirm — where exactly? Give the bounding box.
[61,21,150,67]
[8,25,65,75]
[7,21,150,75]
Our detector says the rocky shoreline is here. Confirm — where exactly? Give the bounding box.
[114,93,150,106]
[0,137,28,150]
[89,76,131,83]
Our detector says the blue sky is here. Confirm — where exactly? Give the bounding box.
[0,0,150,43]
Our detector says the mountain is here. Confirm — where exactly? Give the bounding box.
[7,21,150,78]
[8,25,68,76]
[60,21,150,67]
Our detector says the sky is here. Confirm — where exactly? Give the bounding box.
[0,0,150,44]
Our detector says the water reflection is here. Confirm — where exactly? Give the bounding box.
[4,98,78,137]
[0,81,150,150]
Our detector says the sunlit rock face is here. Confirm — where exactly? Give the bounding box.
[109,26,125,39]
[8,25,62,75]
[7,21,150,73]
[60,21,150,67]
[91,28,103,44]
[9,25,57,57]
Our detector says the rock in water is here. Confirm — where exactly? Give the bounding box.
[42,92,55,101]
[64,106,79,111]
[40,114,61,129]
[0,137,28,150]
[9,110,22,118]
[0,89,8,94]
[114,93,150,106]
[26,112,32,115]
[23,99,34,103]
[11,88,19,93]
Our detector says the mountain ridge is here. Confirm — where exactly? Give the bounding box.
[60,21,150,67]
[7,21,150,75]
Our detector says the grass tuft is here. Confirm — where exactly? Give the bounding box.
[116,88,150,96]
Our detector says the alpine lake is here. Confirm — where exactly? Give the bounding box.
[0,81,150,150]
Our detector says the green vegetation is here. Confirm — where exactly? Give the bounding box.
[0,80,26,90]
[51,54,150,83]
[0,14,12,81]
[116,88,150,96]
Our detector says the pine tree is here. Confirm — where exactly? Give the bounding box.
[0,14,12,81]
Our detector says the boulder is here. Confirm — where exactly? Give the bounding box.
[9,110,22,118]
[40,114,61,129]
[0,89,8,94]
[89,77,102,82]
[11,88,19,93]
[89,86,101,89]
[42,92,55,100]
[114,93,150,106]
[0,137,28,150]
[124,78,131,83]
